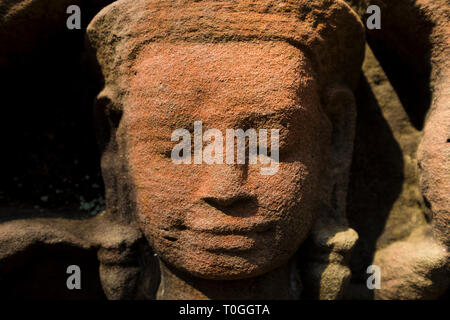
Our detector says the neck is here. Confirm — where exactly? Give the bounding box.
[156,259,301,300]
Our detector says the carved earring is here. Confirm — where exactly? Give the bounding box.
[298,85,359,300]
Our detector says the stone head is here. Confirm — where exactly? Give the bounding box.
[87,0,365,280]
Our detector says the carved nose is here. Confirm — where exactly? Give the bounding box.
[202,164,247,198]
[203,193,255,209]
[199,165,257,217]
[202,193,258,218]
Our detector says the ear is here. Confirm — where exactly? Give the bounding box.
[93,86,128,222]
[93,86,123,153]
[299,85,359,300]
[322,85,357,224]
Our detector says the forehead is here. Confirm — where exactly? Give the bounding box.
[126,41,317,128]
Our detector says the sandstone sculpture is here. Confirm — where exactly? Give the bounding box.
[0,0,448,300]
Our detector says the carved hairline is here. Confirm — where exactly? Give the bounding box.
[87,0,365,94]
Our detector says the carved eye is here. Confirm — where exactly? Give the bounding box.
[161,148,173,159]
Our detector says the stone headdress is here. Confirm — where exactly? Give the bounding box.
[87,0,365,94]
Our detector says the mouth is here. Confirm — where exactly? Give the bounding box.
[157,194,278,252]
[159,215,276,254]
[186,218,275,235]
[183,193,277,235]
[191,227,276,253]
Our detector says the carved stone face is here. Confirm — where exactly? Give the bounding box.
[120,41,332,280]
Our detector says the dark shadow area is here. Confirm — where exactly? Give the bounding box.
[0,4,106,215]
[364,6,434,130]
[0,3,111,300]
[0,243,106,300]
[346,75,404,299]
[367,39,432,130]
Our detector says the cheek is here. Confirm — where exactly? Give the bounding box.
[247,163,307,212]
[249,163,321,243]
[128,154,201,223]
[247,138,327,215]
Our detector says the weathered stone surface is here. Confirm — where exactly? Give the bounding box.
[372,227,448,300]
[0,209,157,299]
[0,0,448,300]
[345,0,449,300]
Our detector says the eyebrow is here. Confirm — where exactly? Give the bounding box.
[232,105,305,128]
